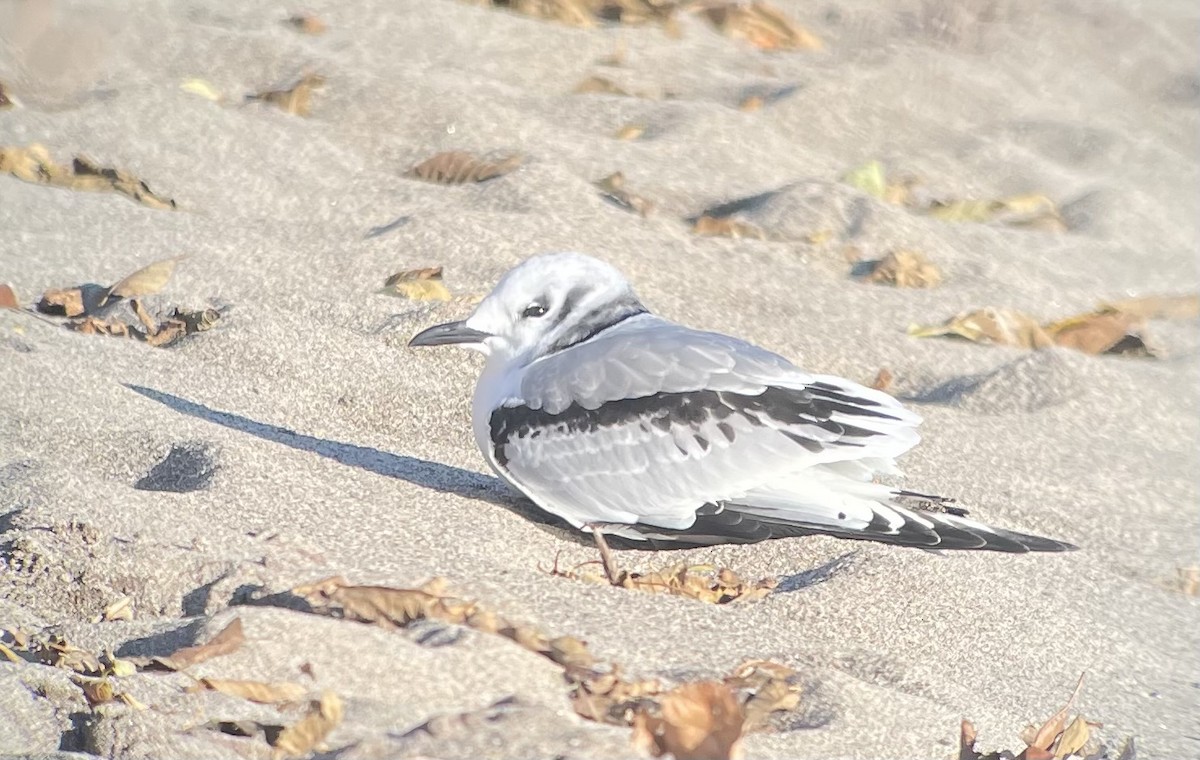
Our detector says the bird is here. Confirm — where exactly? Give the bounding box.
[408,252,1075,579]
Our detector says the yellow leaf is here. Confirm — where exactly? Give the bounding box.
[842,160,887,199]
[180,79,223,102]
[1054,716,1091,759]
[614,123,645,140]
[383,267,451,301]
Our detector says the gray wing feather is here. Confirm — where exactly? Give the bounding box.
[493,316,921,530]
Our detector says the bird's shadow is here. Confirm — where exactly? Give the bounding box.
[122,384,586,545]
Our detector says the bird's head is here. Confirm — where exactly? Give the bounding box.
[408,252,647,364]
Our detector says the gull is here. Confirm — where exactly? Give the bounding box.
[409,253,1075,578]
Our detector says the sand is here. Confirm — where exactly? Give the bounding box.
[1,0,1198,758]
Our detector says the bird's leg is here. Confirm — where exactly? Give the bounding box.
[587,524,622,585]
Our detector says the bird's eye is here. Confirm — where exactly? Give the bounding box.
[522,303,548,318]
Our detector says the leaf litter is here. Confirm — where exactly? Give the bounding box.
[548,557,778,604]
[859,249,942,288]
[280,574,798,754]
[405,151,523,184]
[247,73,326,117]
[31,256,223,348]
[842,159,1066,231]
[693,1,823,51]
[595,171,654,216]
[909,294,1199,358]
[960,674,1125,760]
[0,144,176,209]
[383,266,452,302]
[144,617,245,671]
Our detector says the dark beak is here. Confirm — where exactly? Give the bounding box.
[408,320,490,347]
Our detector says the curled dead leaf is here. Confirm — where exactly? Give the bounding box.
[1,144,176,209]
[697,1,822,51]
[909,308,1054,350]
[285,12,327,34]
[868,368,894,392]
[1100,294,1199,321]
[635,681,746,760]
[196,678,308,704]
[614,123,646,140]
[1053,716,1092,759]
[1043,311,1155,356]
[548,635,595,669]
[108,256,185,301]
[595,172,653,216]
[383,267,452,301]
[80,679,116,707]
[1026,674,1085,754]
[248,73,325,117]
[551,560,777,604]
[1,283,19,309]
[691,215,766,241]
[405,151,522,184]
[861,250,942,288]
[271,691,343,759]
[151,617,244,671]
[725,660,801,731]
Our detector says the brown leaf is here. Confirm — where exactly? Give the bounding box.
[548,635,596,669]
[1,144,176,209]
[152,618,244,671]
[271,691,343,759]
[294,577,435,628]
[1177,566,1200,596]
[108,256,185,301]
[868,368,894,392]
[473,0,595,26]
[0,81,12,109]
[1101,294,1200,321]
[383,266,451,301]
[862,250,942,288]
[636,681,746,760]
[691,215,766,240]
[81,679,116,707]
[614,123,646,140]
[908,308,1054,349]
[959,719,980,760]
[1053,716,1091,759]
[249,73,326,117]
[1027,674,1085,753]
[1043,311,1154,356]
[196,678,308,704]
[0,283,19,309]
[285,12,327,34]
[698,2,823,51]
[405,151,522,184]
[573,75,634,96]
[738,95,764,111]
[595,171,653,216]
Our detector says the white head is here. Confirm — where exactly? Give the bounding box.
[409,252,647,365]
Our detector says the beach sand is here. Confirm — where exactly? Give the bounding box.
[1,1,1198,758]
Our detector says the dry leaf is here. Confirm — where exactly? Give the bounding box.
[0,81,12,109]
[570,666,663,725]
[0,642,19,663]
[725,660,801,730]
[573,75,635,96]
[272,691,343,759]
[108,256,185,301]
[469,0,595,26]
[285,12,327,34]
[405,151,522,184]
[101,596,133,622]
[1,144,176,209]
[909,308,1054,349]
[614,123,646,140]
[180,79,224,102]
[1027,674,1085,753]
[595,171,653,216]
[552,561,777,604]
[868,368,893,392]
[548,635,595,669]
[293,576,448,629]
[152,618,244,671]
[1043,311,1153,356]
[383,267,452,301]
[1177,566,1200,596]
[926,194,1065,231]
[0,283,18,309]
[697,1,822,51]
[1054,716,1091,759]
[635,681,746,760]
[81,679,116,707]
[862,250,942,288]
[249,73,326,117]
[691,215,766,240]
[1100,294,1200,321]
[196,678,308,704]
[739,95,764,111]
